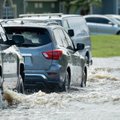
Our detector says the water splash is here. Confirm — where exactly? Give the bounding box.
[1,57,120,109]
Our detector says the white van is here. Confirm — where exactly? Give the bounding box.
[19,13,92,65]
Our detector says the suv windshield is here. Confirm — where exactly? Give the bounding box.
[4,27,51,47]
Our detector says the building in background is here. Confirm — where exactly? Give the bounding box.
[92,0,120,15]
[0,0,24,19]
[0,0,63,19]
[24,0,60,14]
[1,0,120,19]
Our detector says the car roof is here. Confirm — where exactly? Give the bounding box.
[105,14,120,18]
[84,14,117,20]
[2,20,61,30]
[84,14,109,18]
[84,14,120,19]
[19,13,82,20]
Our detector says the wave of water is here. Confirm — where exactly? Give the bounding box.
[0,57,120,120]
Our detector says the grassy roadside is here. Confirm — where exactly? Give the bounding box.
[91,35,120,57]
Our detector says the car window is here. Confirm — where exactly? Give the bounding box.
[53,29,64,47]
[54,28,72,48]
[66,17,81,36]
[85,17,96,23]
[116,18,120,22]
[54,28,67,46]
[57,29,68,48]
[62,20,69,31]
[63,30,74,49]
[85,17,110,24]
[66,16,89,36]
[4,27,51,47]
[97,18,110,24]
[107,16,120,25]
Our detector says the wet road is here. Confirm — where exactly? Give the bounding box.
[0,57,120,120]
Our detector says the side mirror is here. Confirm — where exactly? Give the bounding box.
[76,43,85,51]
[12,34,24,46]
[68,29,74,37]
[108,22,114,26]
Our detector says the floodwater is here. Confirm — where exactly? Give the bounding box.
[0,57,120,120]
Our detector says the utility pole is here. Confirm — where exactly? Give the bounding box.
[23,0,26,14]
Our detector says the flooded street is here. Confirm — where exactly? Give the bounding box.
[0,57,120,120]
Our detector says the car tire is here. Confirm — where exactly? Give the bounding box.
[85,55,89,66]
[116,31,120,35]
[80,67,87,87]
[17,75,24,94]
[62,71,70,92]
[19,80,24,94]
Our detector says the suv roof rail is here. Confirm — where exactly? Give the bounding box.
[20,18,59,26]
[46,21,59,25]
[19,13,63,18]
[1,19,25,24]
[0,19,14,24]
[1,19,59,26]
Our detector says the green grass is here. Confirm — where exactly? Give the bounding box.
[91,35,120,57]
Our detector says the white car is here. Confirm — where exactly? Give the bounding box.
[105,14,120,22]
[84,14,120,35]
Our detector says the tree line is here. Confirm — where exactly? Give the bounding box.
[60,0,102,15]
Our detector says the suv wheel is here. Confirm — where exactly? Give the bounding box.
[80,67,87,87]
[62,71,70,92]
[117,31,120,35]
[17,75,24,94]
[85,55,89,66]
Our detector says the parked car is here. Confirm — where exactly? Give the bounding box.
[3,21,87,92]
[18,13,92,66]
[84,14,120,35]
[105,14,120,22]
[0,24,25,95]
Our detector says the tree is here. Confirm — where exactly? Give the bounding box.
[60,0,102,15]
[59,0,72,13]
[71,0,102,15]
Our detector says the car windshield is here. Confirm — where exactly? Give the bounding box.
[107,16,120,25]
[115,17,120,22]
[4,27,51,47]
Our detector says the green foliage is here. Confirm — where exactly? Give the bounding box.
[60,0,102,14]
[71,0,101,7]
[91,35,120,57]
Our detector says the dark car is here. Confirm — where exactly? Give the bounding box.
[3,21,87,92]
[0,24,25,96]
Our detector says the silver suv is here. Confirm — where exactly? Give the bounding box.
[3,21,87,92]
[84,14,120,35]
[19,13,92,66]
